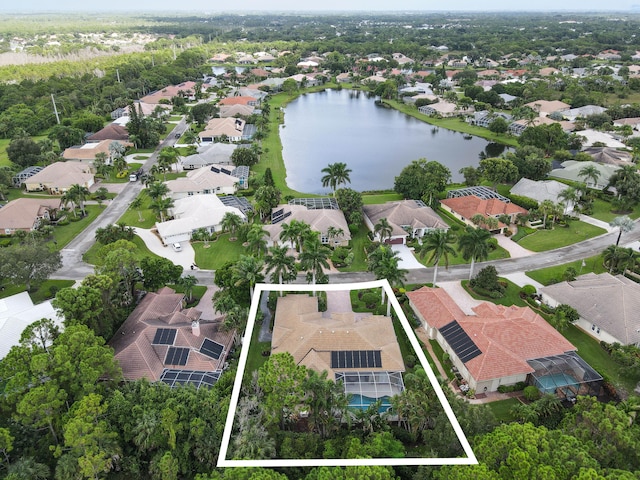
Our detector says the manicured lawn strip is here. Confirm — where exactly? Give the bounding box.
[83,234,161,265]
[487,398,520,423]
[339,224,371,272]
[511,226,535,242]
[461,279,527,307]
[244,311,271,380]
[429,339,456,381]
[525,255,606,286]
[117,193,157,229]
[193,235,247,270]
[562,324,640,395]
[516,221,606,252]
[0,139,10,166]
[0,279,74,302]
[169,284,207,306]
[382,100,519,147]
[50,205,102,249]
[362,193,403,204]
[107,163,144,183]
[589,198,640,222]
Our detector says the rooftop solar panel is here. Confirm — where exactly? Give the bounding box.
[200,338,224,360]
[160,369,221,389]
[439,320,482,364]
[211,167,220,173]
[152,328,176,345]
[330,350,382,369]
[165,347,190,366]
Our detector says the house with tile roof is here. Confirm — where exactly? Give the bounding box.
[263,203,351,248]
[219,104,255,118]
[548,160,620,190]
[110,287,234,388]
[165,165,243,199]
[199,118,253,143]
[407,287,601,396]
[86,123,129,143]
[540,273,640,346]
[510,178,575,213]
[523,99,571,117]
[24,161,95,194]
[362,200,448,245]
[140,81,198,104]
[62,139,131,163]
[0,198,62,234]
[440,195,528,233]
[156,195,245,245]
[219,96,259,107]
[272,294,405,409]
[183,143,239,169]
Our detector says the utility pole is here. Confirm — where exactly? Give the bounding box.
[116,68,121,83]
[51,94,60,124]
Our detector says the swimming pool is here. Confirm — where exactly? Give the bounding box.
[349,394,392,413]
[535,373,579,395]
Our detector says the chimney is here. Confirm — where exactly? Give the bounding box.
[192,320,200,337]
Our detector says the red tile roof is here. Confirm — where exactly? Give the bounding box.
[109,287,234,381]
[219,96,257,106]
[440,195,528,220]
[407,287,575,381]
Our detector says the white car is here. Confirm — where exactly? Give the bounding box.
[171,243,182,252]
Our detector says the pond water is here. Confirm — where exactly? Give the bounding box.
[211,66,247,76]
[279,89,506,194]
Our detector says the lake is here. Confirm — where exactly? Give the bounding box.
[279,89,506,194]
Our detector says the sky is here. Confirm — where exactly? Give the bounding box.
[1,0,635,12]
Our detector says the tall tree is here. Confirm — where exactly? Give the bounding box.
[373,218,393,244]
[479,157,519,189]
[394,159,451,202]
[68,183,91,217]
[233,255,264,299]
[258,352,307,429]
[299,235,331,295]
[610,215,635,246]
[264,245,297,296]
[417,229,457,286]
[578,164,601,188]
[457,226,492,280]
[0,240,62,291]
[220,212,244,239]
[321,162,352,196]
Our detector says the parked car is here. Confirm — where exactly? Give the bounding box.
[172,243,182,252]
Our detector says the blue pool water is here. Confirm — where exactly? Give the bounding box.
[535,373,579,394]
[349,394,392,413]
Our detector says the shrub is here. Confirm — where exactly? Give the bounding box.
[497,381,527,393]
[405,354,417,369]
[523,385,542,401]
[504,229,513,237]
[470,265,504,295]
[362,292,379,309]
[520,284,537,297]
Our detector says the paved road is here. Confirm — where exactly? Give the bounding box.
[52,118,187,280]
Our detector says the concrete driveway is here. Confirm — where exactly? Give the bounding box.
[495,234,535,258]
[391,244,425,270]
[133,227,196,271]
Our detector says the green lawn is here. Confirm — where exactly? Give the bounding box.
[339,224,371,272]
[563,324,640,395]
[244,312,271,380]
[0,279,74,303]
[117,193,157,229]
[0,139,10,166]
[418,243,510,268]
[462,278,527,307]
[107,163,144,183]
[516,221,606,252]
[525,254,607,286]
[362,193,403,205]
[192,235,247,270]
[168,284,207,306]
[429,339,456,381]
[83,234,161,265]
[50,205,102,249]
[589,198,640,223]
[486,397,520,423]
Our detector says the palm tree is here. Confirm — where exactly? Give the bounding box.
[326,226,344,246]
[299,236,331,296]
[150,197,174,223]
[221,212,243,240]
[233,255,264,299]
[321,162,352,196]
[558,186,580,213]
[179,275,198,303]
[246,224,268,257]
[538,199,557,229]
[279,220,311,253]
[457,226,492,281]
[610,215,635,246]
[158,147,179,181]
[265,245,297,296]
[67,184,90,217]
[417,229,457,286]
[113,156,127,175]
[146,181,169,201]
[61,190,77,218]
[578,164,601,189]
[373,218,393,244]
[130,196,144,222]
[368,245,408,287]
[603,245,624,274]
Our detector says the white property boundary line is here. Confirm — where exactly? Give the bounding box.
[218,280,478,468]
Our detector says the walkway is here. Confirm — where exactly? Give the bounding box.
[495,233,535,258]
[436,281,483,315]
[197,285,220,321]
[258,290,272,342]
[578,214,615,233]
[502,272,544,290]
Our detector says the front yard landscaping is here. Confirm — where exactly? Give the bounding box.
[515,220,606,252]
[192,234,248,270]
[525,254,607,286]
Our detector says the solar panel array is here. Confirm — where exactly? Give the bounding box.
[165,347,190,366]
[218,195,254,214]
[439,320,482,363]
[160,369,221,389]
[153,328,176,345]
[288,197,339,210]
[221,168,231,175]
[211,166,220,173]
[200,338,224,360]
[331,350,382,369]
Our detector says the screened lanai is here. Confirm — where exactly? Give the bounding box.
[335,371,404,411]
[527,352,602,399]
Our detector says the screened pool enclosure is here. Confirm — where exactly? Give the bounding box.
[527,352,602,399]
